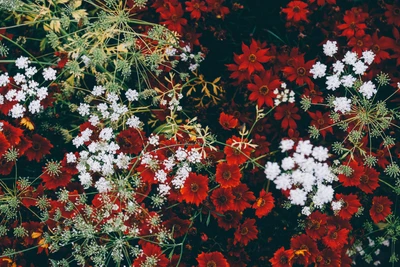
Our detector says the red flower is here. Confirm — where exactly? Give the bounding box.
[15,135,32,156]
[0,133,10,156]
[41,164,72,190]
[308,0,336,6]
[308,111,333,138]
[231,184,256,212]
[337,9,368,38]
[315,248,341,267]
[216,210,242,230]
[282,1,309,23]
[253,189,274,218]
[338,161,363,187]
[160,3,187,34]
[239,39,271,75]
[116,128,145,155]
[24,134,53,162]
[0,121,23,146]
[347,32,372,56]
[197,251,229,267]
[215,162,242,188]
[370,196,393,223]
[0,157,14,175]
[370,32,394,64]
[185,0,207,20]
[282,56,315,89]
[322,225,349,249]
[385,4,400,27]
[211,187,235,212]
[302,88,324,104]
[234,218,258,246]
[358,167,380,194]
[224,136,253,165]
[270,247,294,267]
[247,71,281,108]
[391,27,400,65]
[335,193,361,220]
[181,173,209,206]
[206,0,230,19]
[305,211,328,240]
[163,218,190,238]
[226,53,250,84]
[133,242,169,267]
[274,103,301,130]
[290,234,319,266]
[219,112,239,130]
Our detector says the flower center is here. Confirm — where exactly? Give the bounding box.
[185,33,192,40]
[293,6,300,12]
[280,256,288,264]
[300,244,308,251]
[259,85,269,96]
[325,259,331,265]
[331,232,338,239]
[240,226,249,235]
[285,110,292,118]
[32,143,41,151]
[372,44,380,53]
[207,261,217,267]
[256,198,265,207]
[234,192,242,200]
[191,183,199,192]
[297,67,306,76]
[360,174,369,184]
[393,8,400,16]
[194,3,200,9]
[171,14,178,22]
[233,148,241,155]
[219,195,227,203]
[350,22,356,30]
[375,204,384,213]
[317,118,325,125]
[222,170,231,180]
[248,54,257,63]
[356,39,364,47]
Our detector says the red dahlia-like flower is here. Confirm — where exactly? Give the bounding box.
[15,135,32,156]
[290,234,319,266]
[219,112,239,130]
[224,136,253,165]
[322,225,349,249]
[160,3,187,34]
[347,32,372,56]
[216,210,242,230]
[116,128,145,155]
[308,0,336,6]
[305,211,328,240]
[0,133,10,156]
[302,87,324,104]
[370,32,395,64]
[274,103,301,130]
[270,247,294,267]
[197,251,229,267]
[253,189,274,218]
[337,9,368,38]
[163,217,190,238]
[24,134,53,162]
[185,0,207,20]
[0,157,14,175]
[133,242,169,267]
[247,71,281,108]
[282,1,309,22]
[0,121,23,146]
[315,248,341,267]
[308,111,333,138]
[357,167,380,194]
[338,161,363,187]
[181,173,209,206]
[335,193,361,220]
[206,0,230,19]
[226,54,250,84]
[282,56,315,89]
[231,183,256,212]
[234,218,258,246]
[385,4,400,27]
[215,162,242,188]
[238,39,271,75]
[41,164,72,190]
[211,187,235,212]
[370,196,393,223]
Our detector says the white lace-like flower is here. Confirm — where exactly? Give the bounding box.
[42,67,57,81]
[279,139,295,152]
[333,97,351,113]
[341,75,356,88]
[15,56,30,69]
[359,81,377,99]
[264,162,281,181]
[353,60,368,75]
[326,75,341,91]
[323,40,338,57]
[362,50,375,65]
[343,51,358,66]
[310,62,327,79]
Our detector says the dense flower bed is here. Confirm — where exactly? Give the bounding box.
[1,0,400,266]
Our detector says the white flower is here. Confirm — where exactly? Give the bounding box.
[0,73,9,87]
[106,92,118,103]
[333,97,351,113]
[126,115,141,128]
[341,75,356,88]
[312,146,329,162]
[301,206,312,216]
[323,40,338,57]
[77,103,91,116]
[13,73,26,85]
[279,139,294,152]
[126,89,139,102]
[36,87,48,100]
[66,152,77,163]
[353,60,368,75]
[359,81,377,99]
[15,56,30,69]
[274,173,292,190]
[9,103,26,118]
[264,162,281,181]
[42,67,57,81]
[89,115,100,126]
[332,60,345,74]
[95,177,112,193]
[281,157,295,170]
[165,46,177,56]
[149,134,159,145]
[289,188,307,206]
[362,50,375,65]
[310,62,327,79]
[326,75,341,91]
[296,140,313,156]
[28,100,42,114]
[331,200,342,212]
[313,184,334,208]
[81,55,91,66]
[79,172,92,188]
[92,85,105,96]
[343,51,358,66]
[99,127,114,141]
[25,66,37,78]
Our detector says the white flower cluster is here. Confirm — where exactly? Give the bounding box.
[274,83,295,106]
[264,139,337,212]
[312,41,378,99]
[0,56,57,118]
[178,45,205,72]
